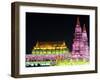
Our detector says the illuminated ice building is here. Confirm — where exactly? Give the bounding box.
[26,41,69,66]
[71,17,89,61]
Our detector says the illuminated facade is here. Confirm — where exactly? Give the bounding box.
[72,17,89,61]
[26,41,69,62]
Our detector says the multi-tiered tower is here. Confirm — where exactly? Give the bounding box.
[72,17,89,61]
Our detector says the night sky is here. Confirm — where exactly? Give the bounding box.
[26,12,89,54]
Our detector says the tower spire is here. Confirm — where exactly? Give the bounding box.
[83,24,86,32]
[83,24,86,31]
[76,17,80,25]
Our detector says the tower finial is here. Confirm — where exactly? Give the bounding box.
[77,17,80,25]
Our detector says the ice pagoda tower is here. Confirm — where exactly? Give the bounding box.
[71,17,89,61]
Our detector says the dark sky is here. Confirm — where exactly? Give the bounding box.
[26,12,89,54]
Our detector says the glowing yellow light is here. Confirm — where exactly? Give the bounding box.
[32,41,68,54]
